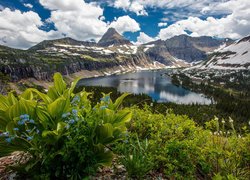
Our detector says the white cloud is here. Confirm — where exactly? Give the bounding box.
[24,3,33,9]
[0,8,58,49]
[114,0,130,10]
[109,15,140,34]
[40,0,140,42]
[158,22,168,27]
[0,1,141,49]
[136,32,155,44]
[158,0,250,40]
[112,0,228,17]
[40,0,108,41]
[113,0,147,16]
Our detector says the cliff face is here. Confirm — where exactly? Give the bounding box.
[0,28,235,83]
[143,35,233,65]
[0,43,157,81]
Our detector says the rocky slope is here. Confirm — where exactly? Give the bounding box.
[0,29,164,82]
[192,35,250,70]
[98,28,132,47]
[143,35,233,66]
[0,28,235,84]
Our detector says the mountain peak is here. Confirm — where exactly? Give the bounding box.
[98,28,132,47]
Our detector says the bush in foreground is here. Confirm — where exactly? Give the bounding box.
[0,73,131,179]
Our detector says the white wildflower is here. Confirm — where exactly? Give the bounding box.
[229,117,234,123]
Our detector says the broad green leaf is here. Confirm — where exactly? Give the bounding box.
[94,123,114,145]
[0,95,10,111]
[112,93,130,111]
[53,73,67,96]
[19,89,34,100]
[30,89,53,104]
[48,96,69,121]
[7,92,18,106]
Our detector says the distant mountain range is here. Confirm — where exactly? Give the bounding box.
[0,27,240,82]
[191,35,250,70]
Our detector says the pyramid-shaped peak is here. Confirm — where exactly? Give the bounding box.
[98,27,132,47]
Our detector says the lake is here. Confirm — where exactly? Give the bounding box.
[77,70,213,104]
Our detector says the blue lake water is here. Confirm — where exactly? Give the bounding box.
[78,70,213,104]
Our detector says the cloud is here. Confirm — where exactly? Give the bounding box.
[39,0,108,41]
[0,8,58,49]
[158,0,250,40]
[40,0,141,41]
[24,3,33,9]
[109,15,140,34]
[136,32,155,44]
[158,22,168,27]
[112,0,228,17]
[113,0,147,16]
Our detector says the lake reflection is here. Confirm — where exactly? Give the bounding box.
[78,70,212,104]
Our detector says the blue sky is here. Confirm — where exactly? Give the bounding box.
[0,0,249,49]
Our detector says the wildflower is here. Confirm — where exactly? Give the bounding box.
[72,109,78,115]
[222,120,225,124]
[69,119,75,124]
[100,106,107,110]
[248,121,250,126]
[219,131,222,135]
[81,106,85,109]
[5,137,12,143]
[36,129,40,134]
[150,103,153,107]
[20,114,29,120]
[18,120,25,125]
[29,119,35,124]
[65,124,70,129]
[26,136,33,141]
[62,112,71,118]
[2,132,9,137]
[71,95,80,104]
[13,128,19,131]
[238,135,241,138]
[214,116,219,121]
[26,129,31,133]
[229,117,234,123]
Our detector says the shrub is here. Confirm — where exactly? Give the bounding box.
[0,73,131,179]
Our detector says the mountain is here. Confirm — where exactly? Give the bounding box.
[142,35,233,66]
[0,30,163,83]
[194,35,250,70]
[0,28,238,88]
[29,37,96,51]
[98,28,132,47]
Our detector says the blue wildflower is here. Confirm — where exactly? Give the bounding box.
[26,136,33,141]
[100,106,107,110]
[75,117,79,121]
[36,129,40,134]
[65,124,70,129]
[26,129,31,133]
[18,120,25,125]
[69,119,75,124]
[72,109,78,115]
[5,137,12,143]
[29,119,35,124]
[13,128,19,131]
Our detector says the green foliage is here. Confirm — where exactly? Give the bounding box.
[125,106,250,179]
[0,73,131,178]
[117,135,154,179]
